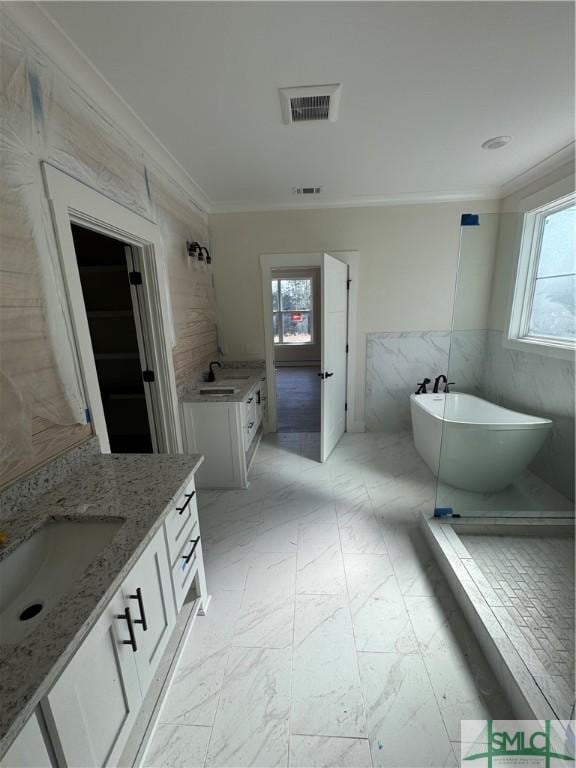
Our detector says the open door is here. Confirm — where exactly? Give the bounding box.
[320,253,348,462]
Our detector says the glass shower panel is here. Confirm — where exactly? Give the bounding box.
[434,212,575,518]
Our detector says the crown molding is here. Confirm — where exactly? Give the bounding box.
[499,142,575,199]
[210,188,500,214]
[2,2,213,214]
[4,3,571,217]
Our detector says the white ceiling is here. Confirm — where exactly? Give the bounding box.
[41,1,575,211]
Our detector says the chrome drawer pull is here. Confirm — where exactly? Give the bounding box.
[182,536,200,566]
[176,491,195,516]
[116,607,137,652]
[130,587,148,631]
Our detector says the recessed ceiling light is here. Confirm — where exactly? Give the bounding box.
[481,136,512,150]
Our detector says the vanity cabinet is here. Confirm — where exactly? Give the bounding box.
[182,378,265,489]
[41,521,188,768]
[0,713,53,768]
[43,586,143,768]
[0,467,208,768]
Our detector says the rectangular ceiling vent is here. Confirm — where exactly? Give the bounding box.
[292,186,323,195]
[280,84,341,125]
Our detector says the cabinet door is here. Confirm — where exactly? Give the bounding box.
[44,589,141,768]
[121,527,176,695]
[0,712,53,768]
[183,404,243,488]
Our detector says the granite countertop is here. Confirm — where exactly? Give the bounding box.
[0,452,203,754]
[178,368,266,404]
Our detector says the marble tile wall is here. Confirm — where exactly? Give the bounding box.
[365,329,575,500]
[365,331,486,431]
[482,331,575,501]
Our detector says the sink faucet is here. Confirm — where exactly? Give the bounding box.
[433,375,454,393]
[207,361,223,382]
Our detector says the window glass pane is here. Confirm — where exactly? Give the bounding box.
[272,280,279,312]
[281,311,312,343]
[273,313,280,343]
[280,279,312,310]
[528,275,576,341]
[537,206,576,277]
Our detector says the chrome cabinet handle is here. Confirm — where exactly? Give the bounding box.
[130,587,148,631]
[182,536,200,566]
[176,491,195,516]
[116,607,137,652]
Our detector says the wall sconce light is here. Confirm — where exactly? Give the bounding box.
[187,241,212,264]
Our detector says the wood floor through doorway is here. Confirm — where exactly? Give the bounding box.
[275,366,321,433]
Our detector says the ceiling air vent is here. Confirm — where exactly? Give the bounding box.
[280,84,341,125]
[292,186,323,195]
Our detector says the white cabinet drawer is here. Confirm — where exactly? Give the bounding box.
[171,532,202,613]
[164,479,199,565]
[242,395,256,426]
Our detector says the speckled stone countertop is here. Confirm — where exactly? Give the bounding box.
[0,452,203,754]
[178,368,266,404]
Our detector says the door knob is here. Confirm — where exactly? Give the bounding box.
[325,372,334,378]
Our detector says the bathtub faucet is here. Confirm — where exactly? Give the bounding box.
[415,378,431,394]
[433,374,454,393]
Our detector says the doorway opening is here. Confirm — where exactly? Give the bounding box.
[272,268,321,435]
[261,253,357,463]
[71,224,158,453]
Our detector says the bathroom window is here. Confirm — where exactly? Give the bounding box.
[509,194,575,353]
[272,276,313,344]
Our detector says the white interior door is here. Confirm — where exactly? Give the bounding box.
[320,253,348,462]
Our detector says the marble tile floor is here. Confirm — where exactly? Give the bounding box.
[144,432,512,768]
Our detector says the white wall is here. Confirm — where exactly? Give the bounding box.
[210,200,499,422]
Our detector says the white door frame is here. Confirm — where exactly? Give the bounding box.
[42,163,182,453]
[259,251,360,434]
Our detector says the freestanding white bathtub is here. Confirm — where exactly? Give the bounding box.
[410,393,552,492]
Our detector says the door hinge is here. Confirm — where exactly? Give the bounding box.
[142,369,155,383]
[347,278,351,290]
[345,402,348,412]
[129,271,143,285]
[84,407,92,424]
[345,343,349,353]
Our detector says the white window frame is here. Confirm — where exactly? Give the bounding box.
[507,191,575,359]
[272,273,315,346]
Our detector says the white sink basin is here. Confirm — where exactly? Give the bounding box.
[198,386,238,395]
[0,518,123,645]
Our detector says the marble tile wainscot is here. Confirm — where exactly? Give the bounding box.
[365,330,486,432]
